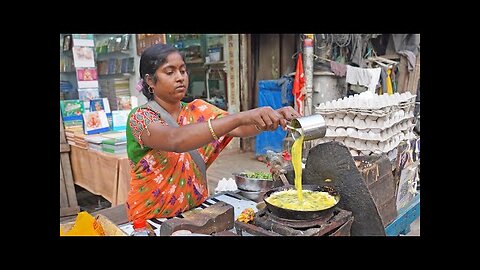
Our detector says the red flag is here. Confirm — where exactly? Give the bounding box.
[293,53,305,116]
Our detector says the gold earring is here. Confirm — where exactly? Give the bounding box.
[148,86,154,94]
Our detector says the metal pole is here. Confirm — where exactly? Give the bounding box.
[303,37,314,116]
[205,67,211,99]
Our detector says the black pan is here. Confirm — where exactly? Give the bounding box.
[263,185,340,220]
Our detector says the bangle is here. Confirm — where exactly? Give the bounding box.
[207,119,219,141]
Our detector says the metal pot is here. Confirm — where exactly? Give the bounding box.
[233,173,277,192]
[263,185,340,220]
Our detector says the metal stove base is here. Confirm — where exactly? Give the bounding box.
[234,207,354,236]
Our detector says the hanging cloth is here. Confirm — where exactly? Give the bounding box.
[346,65,382,93]
[386,67,393,95]
[293,53,305,116]
[380,67,388,95]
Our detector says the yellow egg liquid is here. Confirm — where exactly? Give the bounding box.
[265,189,337,211]
[291,134,304,202]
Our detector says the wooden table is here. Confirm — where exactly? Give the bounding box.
[69,145,131,206]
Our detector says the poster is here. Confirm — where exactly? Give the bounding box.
[60,100,84,118]
[78,88,100,103]
[72,34,95,47]
[76,68,99,88]
[116,96,132,110]
[90,98,111,113]
[73,46,95,67]
[111,110,130,131]
[83,110,110,135]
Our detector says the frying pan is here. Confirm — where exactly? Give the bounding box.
[263,185,340,220]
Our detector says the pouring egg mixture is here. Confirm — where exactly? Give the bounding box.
[265,134,337,211]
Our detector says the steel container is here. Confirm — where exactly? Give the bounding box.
[233,173,276,192]
[289,114,327,141]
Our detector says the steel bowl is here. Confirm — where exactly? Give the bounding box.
[233,172,276,192]
[237,189,267,202]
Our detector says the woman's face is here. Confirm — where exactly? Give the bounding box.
[149,52,189,103]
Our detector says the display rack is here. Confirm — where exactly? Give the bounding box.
[94,34,136,110]
[136,34,166,56]
[60,34,78,100]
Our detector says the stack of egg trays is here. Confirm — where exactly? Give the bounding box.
[314,96,417,156]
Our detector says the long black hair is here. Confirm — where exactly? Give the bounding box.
[139,43,185,100]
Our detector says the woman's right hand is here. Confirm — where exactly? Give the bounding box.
[238,106,286,131]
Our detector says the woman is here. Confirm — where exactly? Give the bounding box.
[126,43,299,222]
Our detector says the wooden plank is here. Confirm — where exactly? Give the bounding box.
[60,152,78,207]
[92,204,128,225]
[60,206,80,217]
[258,34,280,80]
[60,110,67,144]
[225,34,241,115]
[357,155,397,227]
[239,33,249,113]
[60,160,69,208]
[239,34,253,152]
[245,34,256,151]
[280,34,296,76]
[60,108,79,217]
[368,173,396,209]
[369,56,399,65]
[377,196,397,227]
[406,54,420,95]
[60,204,128,224]
[248,34,282,151]
[60,143,70,153]
[247,34,256,110]
[396,56,409,93]
[379,54,400,60]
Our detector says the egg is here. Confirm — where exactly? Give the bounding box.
[346,127,357,137]
[335,127,346,137]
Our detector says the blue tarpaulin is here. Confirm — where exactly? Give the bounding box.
[255,79,293,156]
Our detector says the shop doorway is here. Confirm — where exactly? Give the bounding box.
[166,34,228,111]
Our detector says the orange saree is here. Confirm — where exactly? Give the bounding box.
[125,99,232,221]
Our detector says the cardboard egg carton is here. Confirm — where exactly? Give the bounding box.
[324,118,416,141]
[314,94,415,125]
[322,105,415,130]
[316,124,416,156]
[315,92,416,118]
[312,92,418,157]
